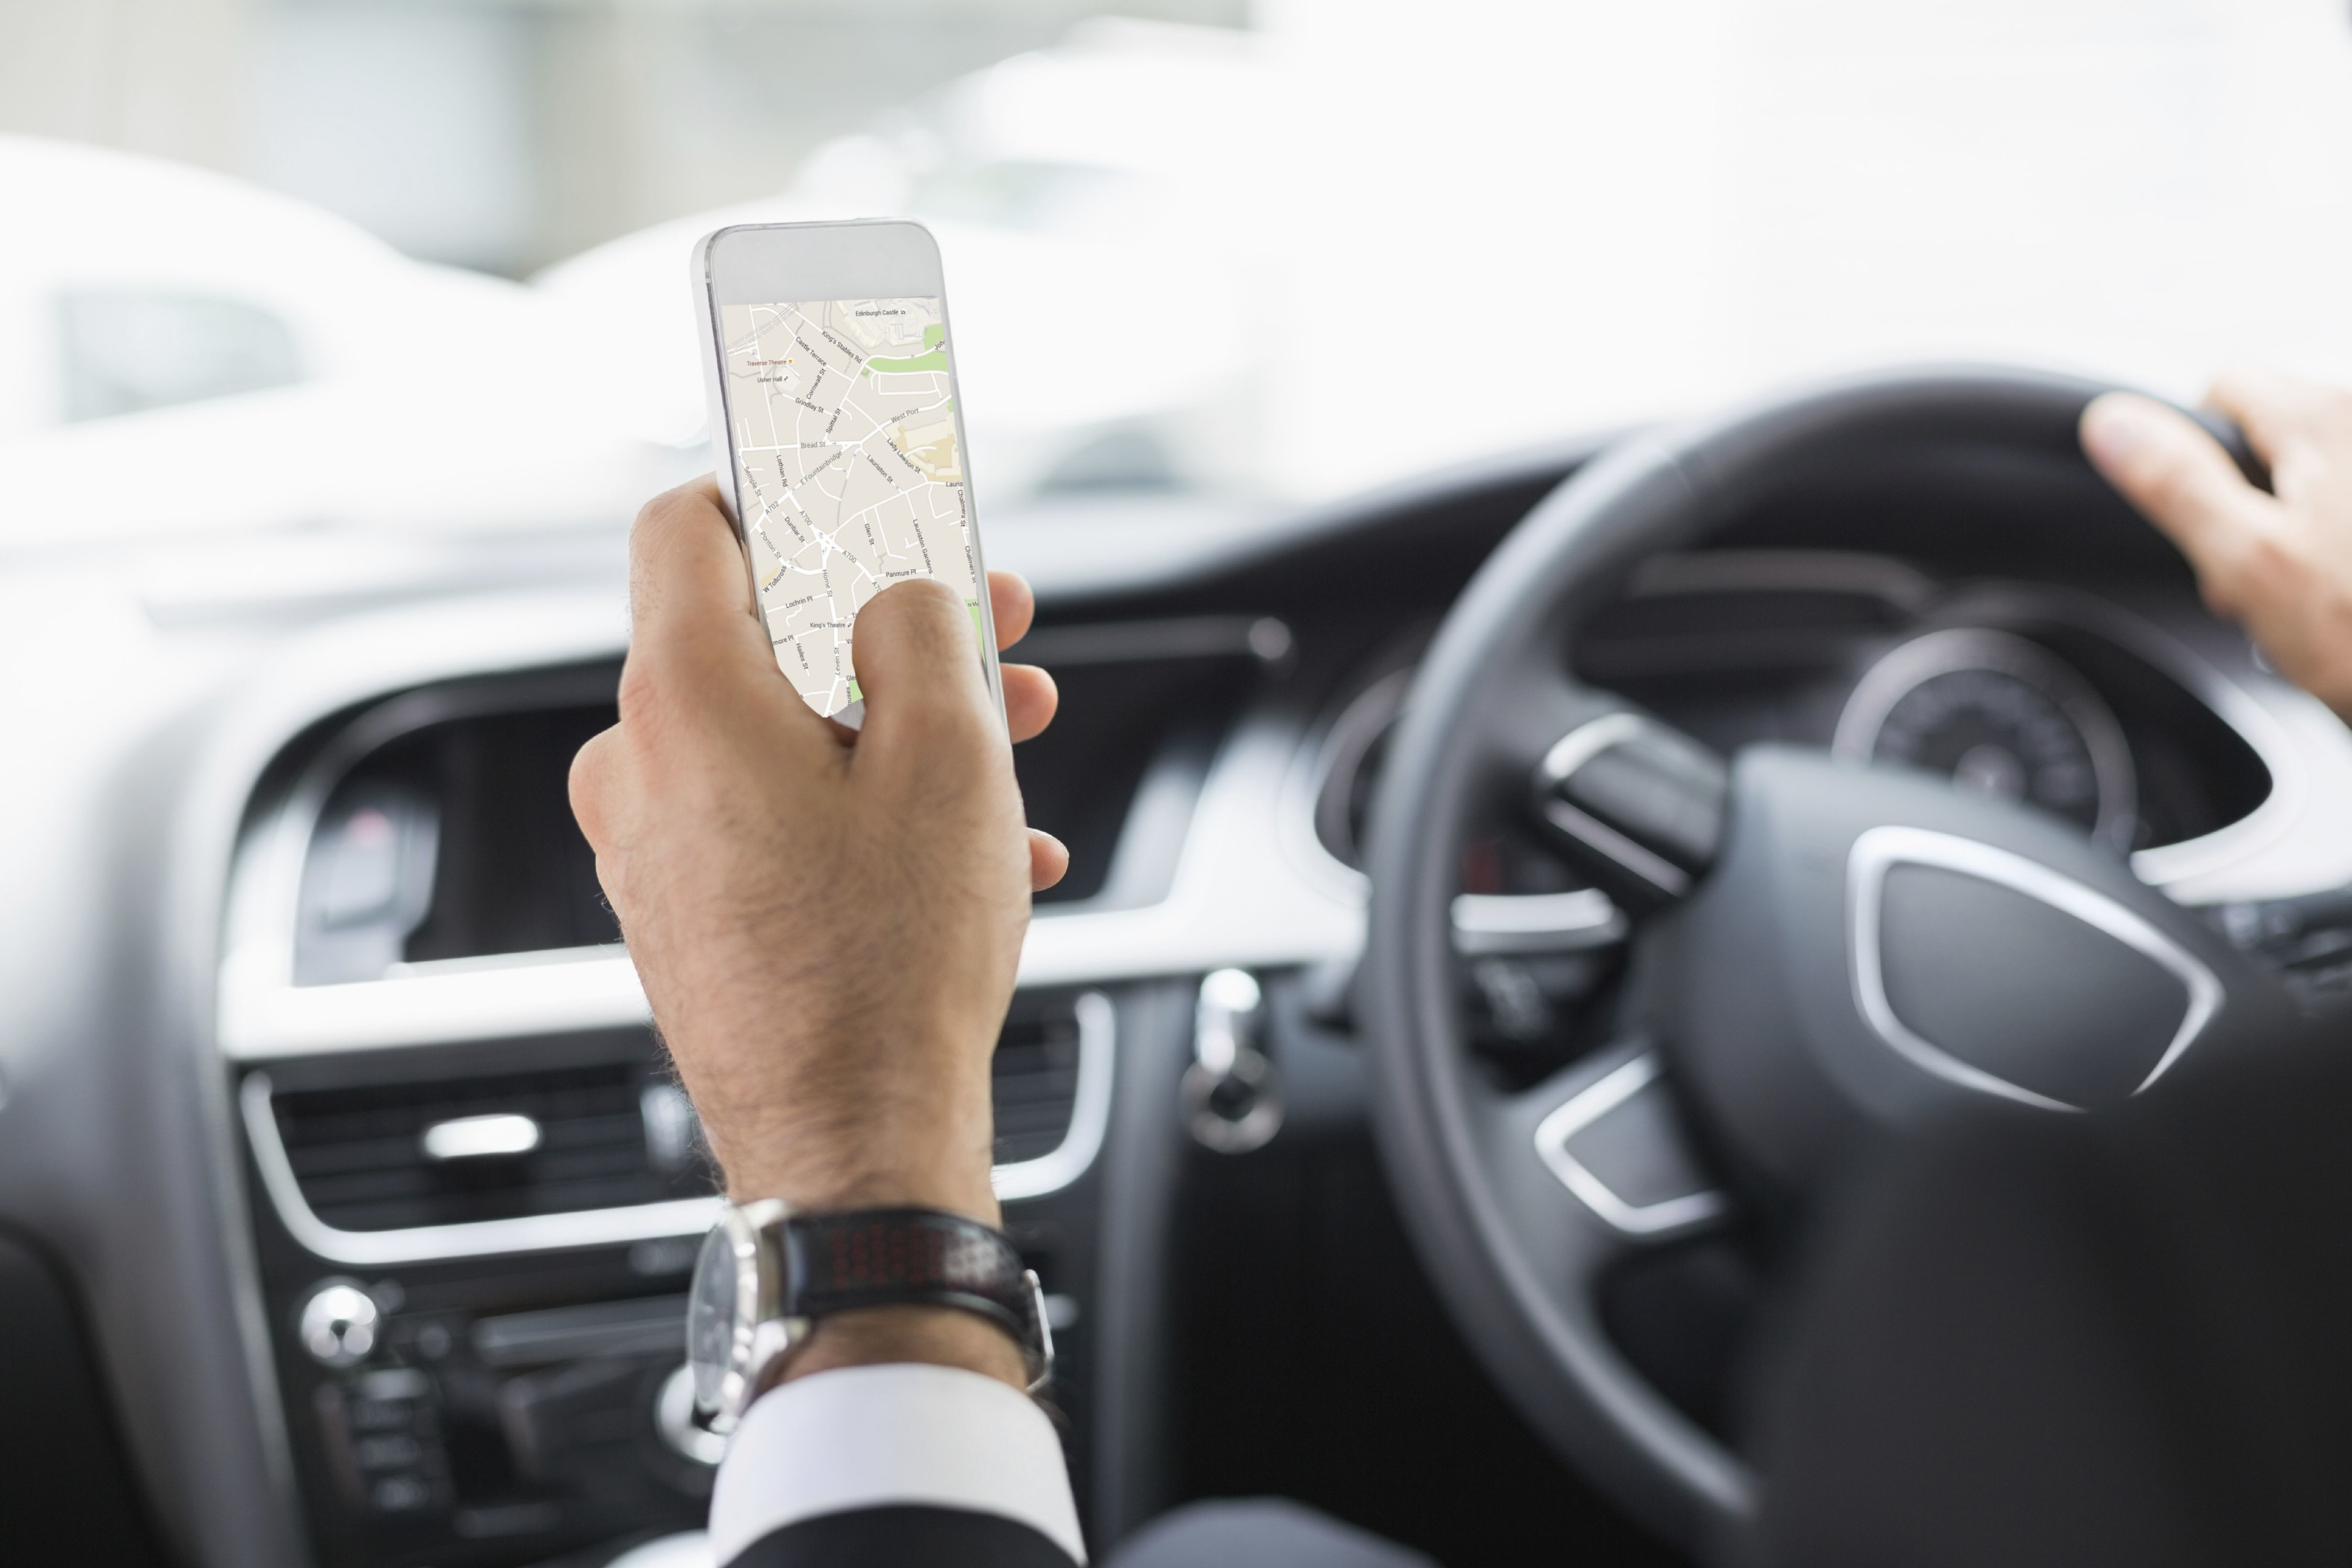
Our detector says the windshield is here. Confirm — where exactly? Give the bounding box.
[7,0,2352,534]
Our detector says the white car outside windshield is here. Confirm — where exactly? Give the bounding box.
[9,0,2352,547]
[549,0,2352,510]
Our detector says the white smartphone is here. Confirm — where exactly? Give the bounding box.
[690,219,1002,730]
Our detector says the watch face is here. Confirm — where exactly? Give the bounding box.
[687,1220,740,1413]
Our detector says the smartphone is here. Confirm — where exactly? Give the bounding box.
[690,219,1002,730]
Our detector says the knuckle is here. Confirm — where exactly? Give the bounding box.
[613,657,679,735]
[2244,530,2306,582]
[2137,448,2204,513]
[2209,531,2303,614]
[2321,393,2352,454]
[635,483,706,534]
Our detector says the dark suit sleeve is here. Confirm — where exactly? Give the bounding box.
[722,1503,1080,1568]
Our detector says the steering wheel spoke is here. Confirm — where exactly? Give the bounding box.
[1516,1045,1731,1242]
[1459,1046,1736,1390]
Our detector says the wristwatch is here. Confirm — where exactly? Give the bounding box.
[686,1201,1055,1434]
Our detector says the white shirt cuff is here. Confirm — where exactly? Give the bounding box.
[708,1362,1086,1565]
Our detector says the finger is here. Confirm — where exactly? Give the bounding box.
[1001,663,1058,746]
[851,579,1001,765]
[988,570,1036,652]
[2208,366,2351,489]
[567,724,622,853]
[621,477,790,717]
[1029,829,1070,892]
[2081,392,2280,571]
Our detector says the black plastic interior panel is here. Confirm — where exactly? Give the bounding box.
[0,1229,170,1565]
[1020,652,1257,905]
[1575,563,2271,857]
[401,706,620,963]
[291,645,1259,980]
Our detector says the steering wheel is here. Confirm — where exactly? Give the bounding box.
[1361,367,2303,1553]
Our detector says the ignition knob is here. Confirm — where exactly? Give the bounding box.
[299,1281,381,1368]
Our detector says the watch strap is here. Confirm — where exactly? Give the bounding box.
[779,1208,1051,1386]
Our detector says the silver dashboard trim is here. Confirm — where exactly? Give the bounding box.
[992,991,1117,1202]
[239,989,1117,1261]
[219,698,1363,1062]
[240,1071,724,1266]
[1847,826,2222,1113]
[222,944,649,1058]
[1532,1053,1728,1237]
[1450,889,1625,955]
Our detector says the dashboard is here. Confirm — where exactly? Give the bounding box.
[9,428,2352,1567]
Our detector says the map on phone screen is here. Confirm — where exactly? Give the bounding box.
[718,295,981,722]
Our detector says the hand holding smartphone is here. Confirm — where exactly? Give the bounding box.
[690,219,1003,730]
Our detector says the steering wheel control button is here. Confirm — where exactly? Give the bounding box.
[1535,713,1728,902]
[1849,827,2222,1112]
[1184,968,1283,1153]
[301,1280,383,1367]
[1533,1053,1728,1238]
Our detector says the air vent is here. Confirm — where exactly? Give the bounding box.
[992,995,1087,1166]
[263,1063,711,1234]
[244,992,1114,1262]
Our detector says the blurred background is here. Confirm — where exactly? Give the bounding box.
[7,0,2352,536]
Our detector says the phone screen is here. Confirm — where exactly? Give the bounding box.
[716,294,979,723]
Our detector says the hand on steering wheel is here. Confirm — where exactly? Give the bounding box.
[1362,369,2313,1554]
[2085,370,2352,719]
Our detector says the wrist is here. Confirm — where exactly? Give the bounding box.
[690,1202,1050,1430]
[688,1053,1000,1221]
[720,1140,1001,1228]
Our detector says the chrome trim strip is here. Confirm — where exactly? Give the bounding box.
[240,1072,724,1266]
[1847,826,2224,1113]
[1536,714,1699,898]
[1538,712,1654,785]
[1532,1053,1728,1237]
[241,990,1116,1262]
[992,991,1116,1202]
[221,945,648,1059]
[1450,889,1625,955]
[1539,799,1690,899]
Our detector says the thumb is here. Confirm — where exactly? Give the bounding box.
[2081,392,2280,575]
[849,579,1003,767]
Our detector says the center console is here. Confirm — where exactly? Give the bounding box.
[218,666,1124,1567]
[237,1000,1106,1568]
